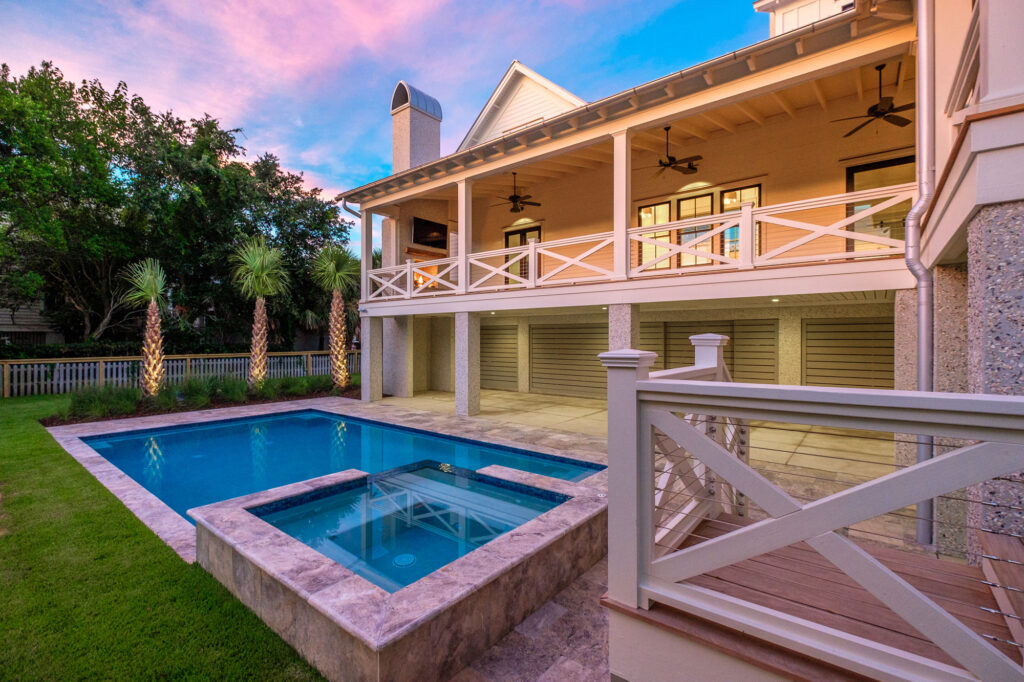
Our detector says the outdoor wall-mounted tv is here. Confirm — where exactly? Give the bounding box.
[412,217,448,250]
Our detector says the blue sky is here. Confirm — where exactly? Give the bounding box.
[4,0,769,246]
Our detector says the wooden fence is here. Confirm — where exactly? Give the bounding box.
[0,350,360,398]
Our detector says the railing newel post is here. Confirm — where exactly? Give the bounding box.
[527,238,538,288]
[600,348,658,609]
[739,201,755,269]
[404,259,414,299]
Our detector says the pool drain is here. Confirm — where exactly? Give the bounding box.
[393,553,417,568]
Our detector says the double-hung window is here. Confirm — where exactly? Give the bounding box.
[676,193,714,266]
[637,202,672,270]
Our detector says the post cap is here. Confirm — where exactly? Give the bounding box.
[689,333,730,347]
[598,349,658,368]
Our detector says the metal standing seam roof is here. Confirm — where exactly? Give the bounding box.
[391,81,443,121]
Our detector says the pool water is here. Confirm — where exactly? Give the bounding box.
[252,463,567,592]
[84,410,601,521]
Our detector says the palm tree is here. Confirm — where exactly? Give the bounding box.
[122,259,168,397]
[231,236,289,387]
[311,244,359,389]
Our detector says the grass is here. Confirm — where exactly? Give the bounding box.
[0,394,324,680]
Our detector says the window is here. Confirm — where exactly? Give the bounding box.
[676,194,714,267]
[720,185,761,260]
[846,156,915,252]
[504,225,540,280]
[637,201,672,270]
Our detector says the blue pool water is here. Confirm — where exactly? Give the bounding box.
[84,409,602,521]
[252,462,567,592]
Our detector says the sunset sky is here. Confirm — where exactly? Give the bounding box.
[4,0,768,244]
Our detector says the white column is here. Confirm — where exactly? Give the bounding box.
[361,316,383,402]
[360,210,372,299]
[599,348,657,607]
[612,130,633,281]
[457,179,473,294]
[454,311,480,416]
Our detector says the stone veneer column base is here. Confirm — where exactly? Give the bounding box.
[608,303,638,350]
[455,311,480,416]
[361,317,383,402]
[967,201,1024,561]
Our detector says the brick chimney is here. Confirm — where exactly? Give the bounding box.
[390,81,442,173]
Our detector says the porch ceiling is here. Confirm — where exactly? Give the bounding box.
[632,54,916,147]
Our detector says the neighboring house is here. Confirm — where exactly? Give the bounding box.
[336,0,1024,678]
[0,302,64,346]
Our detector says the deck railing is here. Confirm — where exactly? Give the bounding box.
[599,345,1024,681]
[365,183,916,301]
[0,350,360,398]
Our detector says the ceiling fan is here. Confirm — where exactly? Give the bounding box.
[639,126,702,177]
[832,63,914,137]
[491,172,541,213]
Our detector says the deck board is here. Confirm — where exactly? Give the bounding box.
[682,513,1020,666]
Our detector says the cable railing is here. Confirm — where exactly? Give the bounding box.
[600,339,1024,681]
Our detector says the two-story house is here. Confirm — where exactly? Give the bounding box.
[341,0,933,417]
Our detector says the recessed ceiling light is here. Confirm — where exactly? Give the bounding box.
[490,311,496,315]
[601,306,607,310]
[771,298,780,303]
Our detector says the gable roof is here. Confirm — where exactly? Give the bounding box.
[457,61,586,152]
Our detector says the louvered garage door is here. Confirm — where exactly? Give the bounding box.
[480,325,518,391]
[802,317,894,388]
[529,324,609,398]
[662,320,779,383]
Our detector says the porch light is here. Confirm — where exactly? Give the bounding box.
[771,298,780,302]
[490,311,496,315]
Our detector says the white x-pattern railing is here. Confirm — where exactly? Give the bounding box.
[364,183,914,301]
[601,346,1024,681]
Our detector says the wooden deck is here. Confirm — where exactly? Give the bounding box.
[683,514,1020,669]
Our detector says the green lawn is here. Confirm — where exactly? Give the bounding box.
[0,395,323,680]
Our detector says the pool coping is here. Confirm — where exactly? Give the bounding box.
[46,397,609,564]
[187,464,605,653]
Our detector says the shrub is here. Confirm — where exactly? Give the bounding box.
[306,374,333,393]
[251,378,282,400]
[212,377,248,403]
[279,375,308,396]
[149,383,179,411]
[181,377,213,409]
[68,385,142,418]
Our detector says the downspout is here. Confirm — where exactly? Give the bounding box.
[341,197,360,219]
[906,0,935,546]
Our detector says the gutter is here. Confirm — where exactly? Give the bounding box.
[905,0,935,545]
[341,198,361,219]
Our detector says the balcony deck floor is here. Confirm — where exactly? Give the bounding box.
[683,514,1018,668]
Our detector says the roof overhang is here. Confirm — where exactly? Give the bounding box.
[338,1,911,207]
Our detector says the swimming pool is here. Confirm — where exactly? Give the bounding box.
[84,409,603,521]
[251,462,569,592]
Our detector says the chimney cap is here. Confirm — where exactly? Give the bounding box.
[391,81,442,121]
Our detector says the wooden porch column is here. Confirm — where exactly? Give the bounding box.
[457,179,473,294]
[360,209,373,298]
[612,130,633,281]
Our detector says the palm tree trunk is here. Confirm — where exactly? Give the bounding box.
[249,296,268,387]
[328,288,349,389]
[140,298,164,397]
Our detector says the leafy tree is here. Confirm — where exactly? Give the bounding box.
[121,259,167,396]
[231,236,289,387]
[311,244,359,388]
[0,61,352,347]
